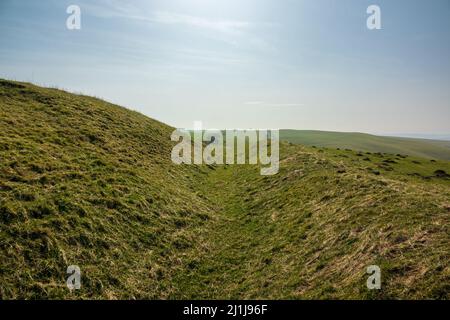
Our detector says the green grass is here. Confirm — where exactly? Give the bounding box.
[0,79,215,299]
[281,130,450,160]
[171,147,450,299]
[1,79,449,299]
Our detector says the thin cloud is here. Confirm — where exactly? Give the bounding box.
[151,11,250,35]
[244,101,265,105]
[244,101,304,107]
[268,103,305,107]
[81,1,271,50]
[82,1,251,35]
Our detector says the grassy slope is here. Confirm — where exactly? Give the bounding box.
[0,79,215,299]
[1,80,449,299]
[172,147,450,299]
[281,130,450,160]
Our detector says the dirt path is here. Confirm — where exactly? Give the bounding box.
[170,165,269,298]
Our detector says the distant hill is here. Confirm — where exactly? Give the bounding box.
[1,79,449,299]
[281,130,450,160]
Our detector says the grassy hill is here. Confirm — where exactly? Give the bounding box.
[1,79,449,299]
[281,130,450,160]
[0,79,215,299]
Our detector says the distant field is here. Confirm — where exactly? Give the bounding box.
[281,130,450,160]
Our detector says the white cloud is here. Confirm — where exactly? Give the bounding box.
[151,11,250,35]
[244,101,264,105]
[82,1,250,34]
[244,101,304,107]
[80,1,272,50]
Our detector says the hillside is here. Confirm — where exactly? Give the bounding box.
[281,130,450,160]
[0,80,449,299]
[0,79,215,299]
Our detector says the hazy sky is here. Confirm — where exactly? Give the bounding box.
[1,0,449,134]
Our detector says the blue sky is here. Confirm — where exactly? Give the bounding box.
[0,0,449,134]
